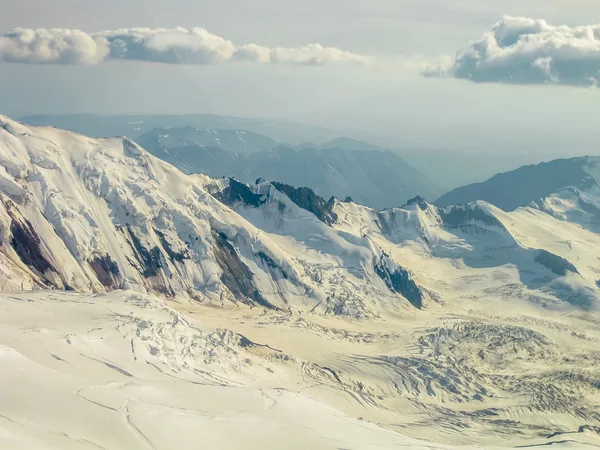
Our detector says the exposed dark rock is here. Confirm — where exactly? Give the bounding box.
[9,216,53,276]
[126,225,162,278]
[238,335,255,348]
[318,365,342,383]
[214,178,265,208]
[155,229,188,262]
[257,251,289,280]
[272,182,338,226]
[535,250,579,276]
[374,257,423,309]
[547,425,600,439]
[440,205,504,229]
[89,254,120,288]
[211,228,276,310]
[406,195,429,210]
[343,196,353,203]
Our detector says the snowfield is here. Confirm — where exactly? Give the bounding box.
[1,291,599,449]
[0,116,599,448]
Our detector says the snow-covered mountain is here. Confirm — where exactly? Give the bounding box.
[0,115,436,317]
[1,116,600,448]
[436,157,598,211]
[1,115,598,314]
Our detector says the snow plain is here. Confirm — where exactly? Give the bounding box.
[1,290,599,449]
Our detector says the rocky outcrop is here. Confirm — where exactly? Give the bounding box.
[214,178,265,208]
[440,204,504,229]
[374,256,423,309]
[272,182,338,226]
[89,254,121,288]
[211,229,276,310]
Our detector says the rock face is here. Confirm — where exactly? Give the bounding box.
[439,204,505,229]
[271,182,338,226]
[211,228,275,309]
[214,178,266,208]
[374,255,423,309]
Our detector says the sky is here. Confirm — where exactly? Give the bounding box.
[2,0,600,155]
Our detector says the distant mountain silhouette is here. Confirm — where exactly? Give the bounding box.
[435,157,597,211]
[142,142,443,209]
[136,126,278,154]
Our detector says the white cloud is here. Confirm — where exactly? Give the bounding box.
[100,27,237,64]
[269,44,370,65]
[426,16,600,87]
[0,27,368,66]
[0,28,109,64]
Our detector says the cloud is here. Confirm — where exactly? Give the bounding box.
[0,28,109,64]
[426,16,600,87]
[0,27,369,66]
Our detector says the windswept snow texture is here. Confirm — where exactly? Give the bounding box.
[1,290,599,449]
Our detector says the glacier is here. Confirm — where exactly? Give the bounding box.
[0,115,599,449]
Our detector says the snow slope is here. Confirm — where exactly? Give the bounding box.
[0,291,448,450]
[1,290,598,450]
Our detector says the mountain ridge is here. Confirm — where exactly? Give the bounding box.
[1,114,599,314]
[140,141,444,210]
[436,157,598,211]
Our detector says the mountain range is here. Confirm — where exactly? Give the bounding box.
[436,157,598,210]
[19,113,345,145]
[1,116,599,448]
[20,113,565,192]
[20,116,445,209]
[3,114,599,309]
[137,127,443,209]
[136,126,279,154]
